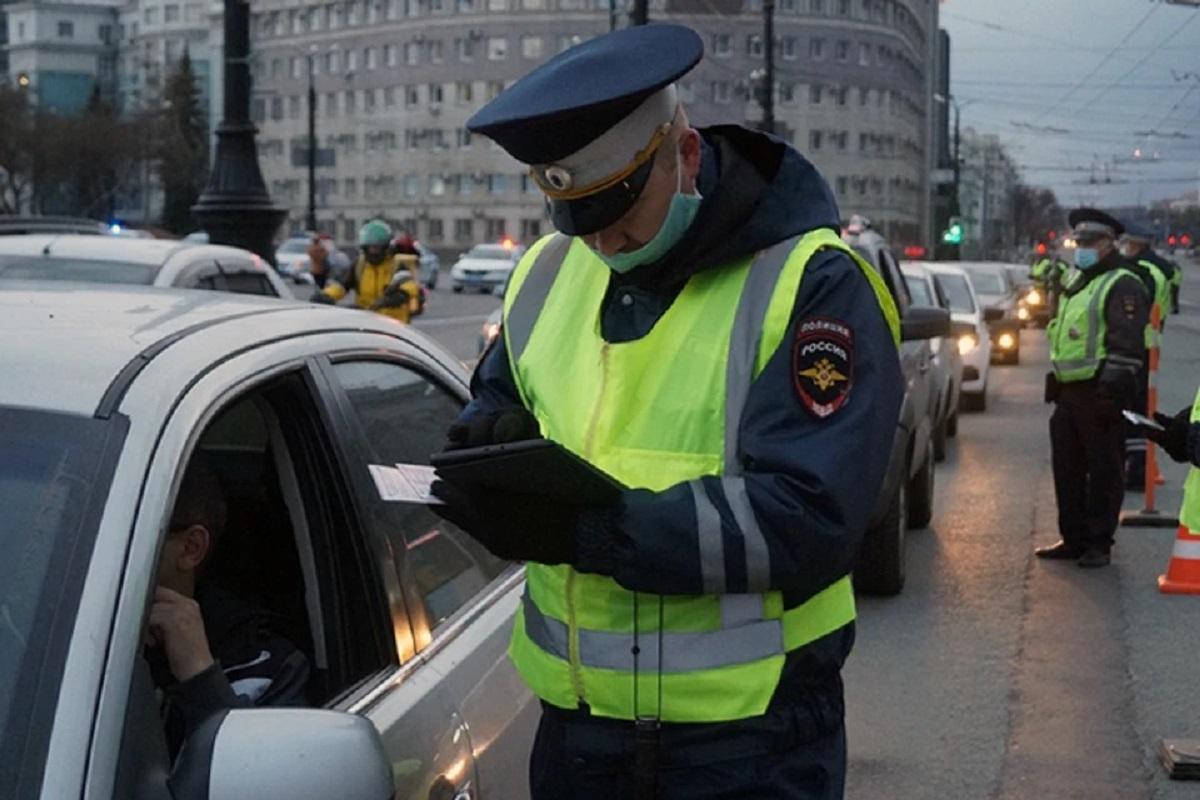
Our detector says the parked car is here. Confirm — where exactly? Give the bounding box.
[843,217,949,595]
[0,234,291,297]
[274,234,316,284]
[0,215,109,236]
[958,262,1022,365]
[451,242,522,294]
[926,262,993,411]
[902,262,963,462]
[0,283,537,800]
[1004,263,1051,328]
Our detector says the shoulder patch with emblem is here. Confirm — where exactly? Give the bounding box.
[792,316,854,418]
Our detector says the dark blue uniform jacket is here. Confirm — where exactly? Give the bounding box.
[463,125,903,698]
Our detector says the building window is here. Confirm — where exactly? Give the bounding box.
[489,0,507,10]
[290,57,301,78]
[712,81,730,104]
[325,91,338,116]
[99,24,113,44]
[385,44,398,67]
[405,85,420,106]
[521,219,542,241]
[781,36,797,60]
[456,38,475,60]
[455,81,474,104]
[252,98,265,122]
[289,95,301,119]
[780,0,796,11]
[345,90,357,114]
[780,83,795,103]
[427,219,444,242]
[366,47,378,69]
[364,89,377,113]
[713,33,730,56]
[457,128,473,147]
[836,176,847,195]
[430,175,446,196]
[859,132,869,152]
[837,0,849,14]
[58,20,75,38]
[164,4,180,23]
[430,40,444,62]
[747,35,763,58]
[455,218,474,241]
[429,83,445,104]
[859,43,872,66]
[144,7,158,24]
[406,42,420,65]
[488,174,509,194]
[521,35,543,59]
[488,37,507,60]
[345,178,358,198]
[836,86,847,106]
[809,130,822,150]
[347,49,358,71]
[524,0,547,8]
[810,0,824,11]
[457,0,476,11]
[384,87,397,107]
[810,38,824,59]
[271,97,284,120]
[835,40,849,62]
[810,84,821,104]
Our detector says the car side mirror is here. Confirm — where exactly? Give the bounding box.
[982,307,1004,323]
[901,306,951,341]
[169,709,392,800]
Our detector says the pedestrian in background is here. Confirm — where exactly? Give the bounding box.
[1039,209,1150,568]
[430,23,903,800]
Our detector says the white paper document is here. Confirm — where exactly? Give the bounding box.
[368,463,444,505]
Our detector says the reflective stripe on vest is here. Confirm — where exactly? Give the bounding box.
[1182,386,1200,534]
[1049,268,1137,383]
[500,229,898,722]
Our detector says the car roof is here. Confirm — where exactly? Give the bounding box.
[955,261,1015,275]
[0,283,420,417]
[910,261,965,277]
[900,262,932,278]
[0,234,265,267]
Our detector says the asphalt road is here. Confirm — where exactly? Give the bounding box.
[411,258,1200,799]
[845,257,1200,800]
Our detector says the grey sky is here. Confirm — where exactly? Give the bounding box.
[940,0,1200,209]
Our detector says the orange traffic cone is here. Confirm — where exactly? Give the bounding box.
[1158,526,1200,595]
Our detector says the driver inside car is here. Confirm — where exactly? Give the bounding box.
[145,457,311,757]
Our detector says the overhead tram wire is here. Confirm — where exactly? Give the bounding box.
[1075,7,1200,109]
[1032,1,1163,125]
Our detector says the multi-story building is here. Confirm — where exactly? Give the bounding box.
[957,127,1019,259]
[249,0,938,251]
[2,0,122,112]
[115,0,218,118]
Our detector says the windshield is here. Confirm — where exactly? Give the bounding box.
[0,407,125,796]
[277,239,309,254]
[967,271,1007,295]
[935,274,976,314]
[467,245,512,260]
[904,275,935,307]
[0,256,158,285]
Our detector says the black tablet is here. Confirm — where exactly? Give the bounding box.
[431,439,625,506]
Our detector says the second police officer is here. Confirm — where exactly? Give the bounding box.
[1038,209,1149,568]
[431,24,904,800]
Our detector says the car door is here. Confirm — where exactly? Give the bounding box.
[879,247,932,473]
[90,332,482,800]
[315,355,536,800]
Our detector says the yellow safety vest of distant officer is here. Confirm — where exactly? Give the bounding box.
[1039,208,1150,569]
[427,23,905,800]
[312,219,423,324]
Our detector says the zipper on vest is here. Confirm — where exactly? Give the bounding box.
[568,342,611,703]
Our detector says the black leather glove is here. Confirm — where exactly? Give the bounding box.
[444,406,541,451]
[430,479,579,564]
[1149,406,1192,463]
[311,292,336,305]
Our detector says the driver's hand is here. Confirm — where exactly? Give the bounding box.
[147,587,215,683]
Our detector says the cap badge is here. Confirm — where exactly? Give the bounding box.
[543,166,573,192]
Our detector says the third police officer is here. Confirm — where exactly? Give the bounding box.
[1038,209,1150,567]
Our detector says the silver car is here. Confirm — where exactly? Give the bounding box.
[902,262,963,462]
[0,284,536,800]
[0,234,291,298]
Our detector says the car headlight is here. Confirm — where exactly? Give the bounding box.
[957,333,978,356]
[997,331,1017,350]
[1026,288,1042,305]
[1017,306,1030,321]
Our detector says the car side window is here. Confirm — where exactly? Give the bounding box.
[878,248,910,315]
[328,360,509,635]
[218,260,280,296]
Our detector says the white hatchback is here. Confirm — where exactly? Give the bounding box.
[0,284,536,800]
[922,262,993,411]
[0,234,291,297]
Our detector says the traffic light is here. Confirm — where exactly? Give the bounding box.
[1047,230,1057,241]
[1168,234,1178,247]
[1183,234,1193,247]
[942,217,963,245]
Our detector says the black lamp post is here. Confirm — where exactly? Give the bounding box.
[192,0,286,265]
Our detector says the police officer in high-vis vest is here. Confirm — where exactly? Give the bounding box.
[1038,209,1150,568]
[1144,387,1200,530]
[430,24,903,800]
[1118,221,1178,487]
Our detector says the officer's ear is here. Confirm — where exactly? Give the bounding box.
[679,128,702,186]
